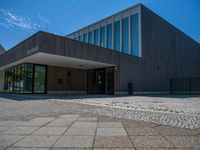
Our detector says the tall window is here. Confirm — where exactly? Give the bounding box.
[100,26,105,47]
[122,17,129,54]
[78,35,82,41]
[114,20,120,51]
[88,31,93,44]
[94,29,99,46]
[74,37,78,40]
[131,13,139,57]
[83,33,88,43]
[107,23,112,49]
[34,65,46,93]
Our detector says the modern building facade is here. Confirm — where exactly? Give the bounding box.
[0,4,200,95]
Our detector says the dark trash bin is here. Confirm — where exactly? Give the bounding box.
[128,82,133,95]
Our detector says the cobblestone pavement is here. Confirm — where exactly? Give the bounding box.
[0,94,200,149]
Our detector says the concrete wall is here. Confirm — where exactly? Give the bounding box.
[0,69,5,92]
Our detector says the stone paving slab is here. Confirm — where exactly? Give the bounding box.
[46,119,73,127]
[72,122,97,128]
[13,135,59,148]
[0,121,26,127]
[94,136,133,148]
[126,127,159,136]
[64,127,96,136]
[96,128,127,136]
[17,118,56,127]
[98,122,123,128]
[54,135,94,148]
[7,148,49,150]
[154,125,200,136]
[130,136,174,148]
[77,117,98,122]
[166,136,200,148]
[0,135,24,147]
[1,127,38,135]
[51,148,92,150]
[93,149,135,150]
[0,126,10,133]
[32,127,68,135]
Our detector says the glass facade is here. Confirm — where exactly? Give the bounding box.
[131,13,139,57]
[107,23,112,49]
[71,12,140,57]
[94,29,99,46]
[114,20,120,51]
[78,35,82,41]
[83,33,88,43]
[122,17,129,54]
[88,31,93,44]
[100,26,105,47]
[4,63,46,94]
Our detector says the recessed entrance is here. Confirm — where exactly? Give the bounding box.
[87,67,114,94]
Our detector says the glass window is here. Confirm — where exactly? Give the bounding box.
[78,35,82,41]
[74,37,78,40]
[114,20,120,51]
[131,13,139,57]
[122,17,129,54]
[24,64,33,93]
[94,29,99,46]
[100,26,105,47]
[34,65,46,93]
[88,31,93,44]
[107,23,112,49]
[83,33,88,43]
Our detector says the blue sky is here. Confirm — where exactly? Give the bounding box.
[0,0,200,50]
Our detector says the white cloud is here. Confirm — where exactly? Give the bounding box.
[38,14,50,24]
[0,9,40,31]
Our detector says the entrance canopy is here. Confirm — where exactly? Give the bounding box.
[0,52,115,70]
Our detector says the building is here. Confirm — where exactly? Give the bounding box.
[0,4,200,95]
[0,45,5,55]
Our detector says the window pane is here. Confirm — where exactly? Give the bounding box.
[74,37,78,40]
[88,31,93,44]
[114,20,120,51]
[34,65,46,93]
[122,17,129,54]
[4,69,8,92]
[83,33,88,43]
[107,23,112,49]
[131,13,139,57]
[78,35,82,41]
[100,26,105,47]
[24,64,33,93]
[94,29,99,46]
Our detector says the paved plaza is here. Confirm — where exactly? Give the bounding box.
[0,94,200,149]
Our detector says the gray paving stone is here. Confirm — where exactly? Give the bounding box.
[51,148,92,150]
[166,136,200,148]
[93,148,135,150]
[7,148,49,150]
[98,122,123,128]
[1,127,38,135]
[59,114,80,119]
[94,136,133,148]
[54,135,94,148]
[0,121,26,127]
[17,118,55,127]
[64,127,96,135]
[13,135,59,147]
[46,119,73,127]
[123,121,157,128]
[130,136,174,148]
[72,122,97,128]
[155,125,199,136]
[0,135,24,147]
[97,128,127,136]
[126,127,159,136]
[32,127,67,135]
[77,117,97,122]
[0,126,10,133]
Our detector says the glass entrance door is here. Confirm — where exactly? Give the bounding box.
[33,65,46,94]
[87,68,105,94]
